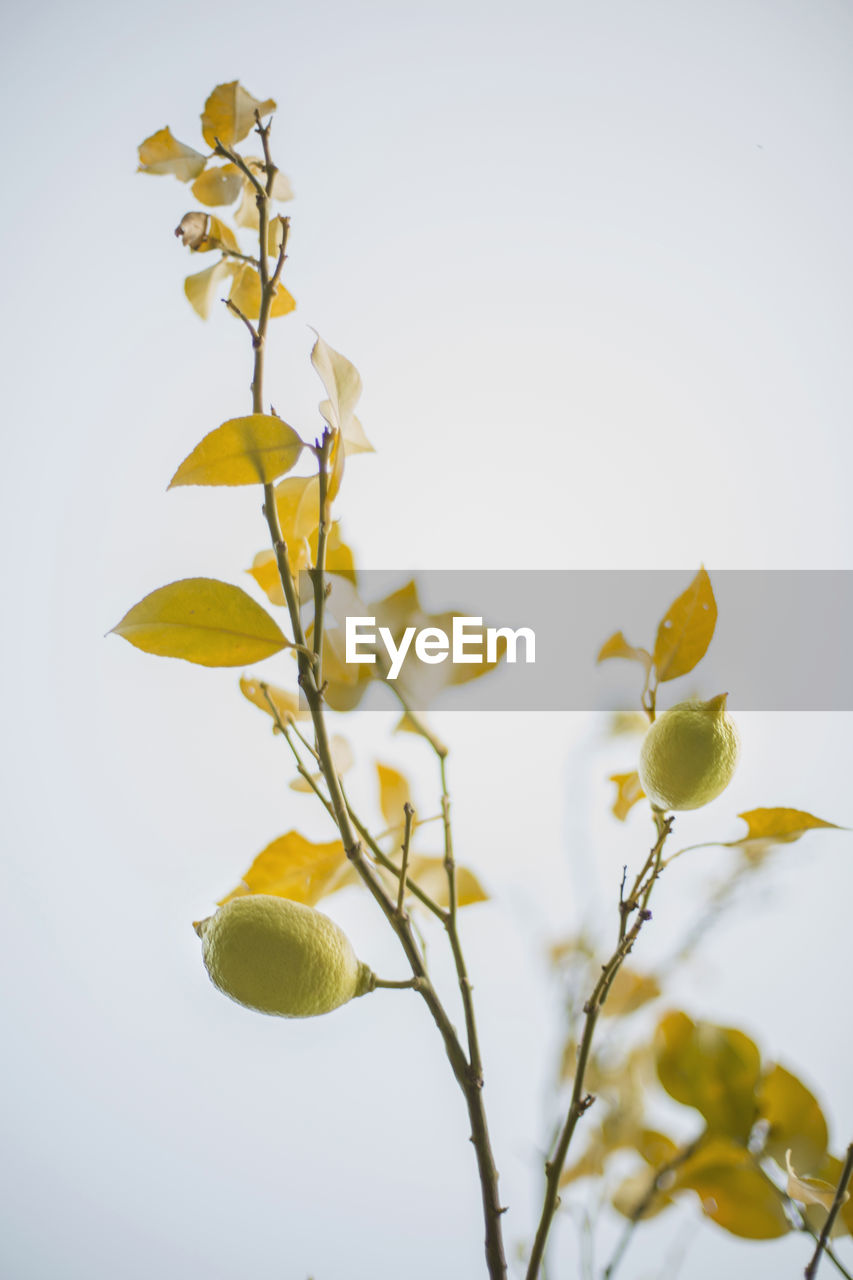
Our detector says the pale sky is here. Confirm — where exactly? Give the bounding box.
[3,2,853,1277]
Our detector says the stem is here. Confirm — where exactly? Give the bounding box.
[247,118,506,1278]
[805,1144,853,1280]
[398,802,415,916]
[525,810,672,1280]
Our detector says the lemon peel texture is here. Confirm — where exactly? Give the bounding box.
[638,693,740,812]
[194,895,376,1017]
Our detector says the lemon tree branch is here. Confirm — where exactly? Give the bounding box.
[525,810,672,1280]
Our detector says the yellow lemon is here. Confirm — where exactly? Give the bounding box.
[194,895,376,1017]
[638,694,740,812]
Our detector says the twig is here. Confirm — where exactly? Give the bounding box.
[805,1144,853,1280]
[398,802,415,915]
[525,810,672,1280]
[223,297,258,344]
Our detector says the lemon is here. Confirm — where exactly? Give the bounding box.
[638,693,740,812]
[194,895,376,1017]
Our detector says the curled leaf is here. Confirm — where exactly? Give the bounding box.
[786,1150,847,1212]
[311,331,374,453]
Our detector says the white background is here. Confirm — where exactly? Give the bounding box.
[2,2,852,1277]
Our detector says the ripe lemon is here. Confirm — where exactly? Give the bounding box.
[194,895,376,1017]
[638,693,740,812]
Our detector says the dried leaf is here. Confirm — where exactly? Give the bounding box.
[169,414,303,488]
[137,127,206,181]
[786,1150,846,1212]
[174,212,208,249]
[218,831,346,907]
[653,568,717,683]
[201,81,276,149]
[609,771,645,822]
[110,578,286,667]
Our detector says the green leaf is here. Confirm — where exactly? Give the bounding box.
[653,567,717,683]
[169,414,303,488]
[137,127,206,181]
[201,81,276,149]
[757,1064,828,1171]
[672,1137,791,1238]
[110,578,287,667]
[218,831,347,907]
[655,1011,761,1141]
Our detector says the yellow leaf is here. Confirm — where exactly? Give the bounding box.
[191,163,243,206]
[234,181,261,230]
[290,735,353,792]
[653,567,717,683]
[757,1065,828,1172]
[671,1137,791,1238]
[597,630,652,672]
[655,1011,761,1141]
[602,968,660,1018]
[311,331,375,454]
[233,164,294,230]
[110,578,286,667]
[377,763,412,829]
[609,772,645,822]
[169,414,303,488]
[785,1150,846,1212]
[611,1170,673,1221]
[228,264,295,320]
[218,831,346,907]
[137,127,206,181]
[275,475,321,544]
[327,427,345,503]
[816,1154,853,1237]
[201,81,276,149]
[308,521,356,582]
[248,551,286,607]
[183,260,235,320]
[239,675,308,725]
[407,856,488,908]
[268,215,285,257]
[733,808,843,845]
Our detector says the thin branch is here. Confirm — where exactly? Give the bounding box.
[398,802,415,916]
[212,136,266,199]
[805,1144,853,1280]
[223,297,258,344]
[525,811,672,1280]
